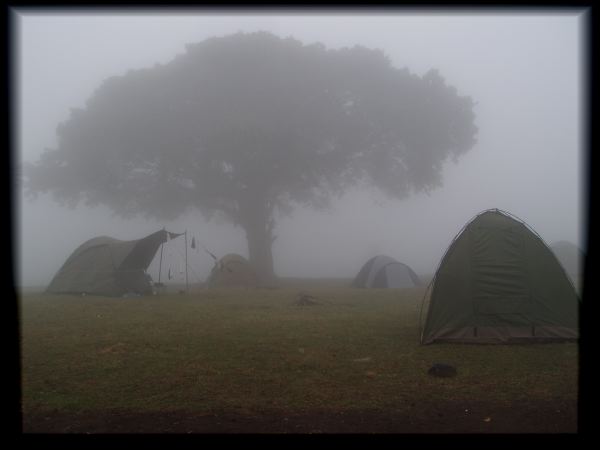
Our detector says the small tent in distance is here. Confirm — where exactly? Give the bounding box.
[46,229,184,297]
[353,255,421,288]
[207,254,259,288]
[421,209,579,344]
[550,240,584,285]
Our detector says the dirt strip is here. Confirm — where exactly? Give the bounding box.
[22,399,578,434]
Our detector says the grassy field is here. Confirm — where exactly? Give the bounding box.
[19,281,579,433]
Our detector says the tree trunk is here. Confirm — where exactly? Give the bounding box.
[239,201,276,285]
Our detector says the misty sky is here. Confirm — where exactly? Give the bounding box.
[13,9,587,287]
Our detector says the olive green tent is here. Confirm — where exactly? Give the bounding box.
[353,255,421,288]
[207,254,258,288]
[46,229,184,297]
[420,209,579,344]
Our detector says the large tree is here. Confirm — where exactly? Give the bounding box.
[25,32,477,282]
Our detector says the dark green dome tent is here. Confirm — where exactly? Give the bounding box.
[420,209,579,344]
[353,255,421,288]
[46,229,184,297]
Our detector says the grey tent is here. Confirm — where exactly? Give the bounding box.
[550,240,584,283]
[46,229,184,297]
[207,254,258,288]
[353,255,421,288]
[421,209,579,344]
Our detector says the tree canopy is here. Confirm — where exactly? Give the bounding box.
[25,31,478,281]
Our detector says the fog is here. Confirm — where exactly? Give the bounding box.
[14,9,587,287]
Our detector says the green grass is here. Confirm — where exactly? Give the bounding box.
[19,284,578,416]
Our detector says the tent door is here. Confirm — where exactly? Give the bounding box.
[471,226,532,319]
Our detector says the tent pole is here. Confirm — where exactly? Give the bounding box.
[185,229,189,292]
[158,241,165,284]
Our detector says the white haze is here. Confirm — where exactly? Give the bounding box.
[13,10,587,287]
